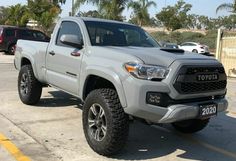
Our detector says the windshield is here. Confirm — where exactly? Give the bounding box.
[84,21,160,47]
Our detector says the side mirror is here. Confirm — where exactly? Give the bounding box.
[60,34,83,49]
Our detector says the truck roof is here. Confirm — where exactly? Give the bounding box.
[61,16,136,26]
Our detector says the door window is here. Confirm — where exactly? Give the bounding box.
[56,21,83,47]
[85,21,159,47]
[18,30,33,39]
[32,31,46,40]
[5,29,15,37]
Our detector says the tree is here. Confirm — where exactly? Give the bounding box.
[28,0,60,34]
[221,15,236,30]
[72,0,129,20]
[27,0,66,6]
[197,15,210,30]
[156,0,192,31]
[99,0,128,20]
[0,7,8,25]
[38,6,60,34]
[186,14,198,29]
[80,10,101,18]
[216,0,236,13]
[52,0,66,5]
[4,4,30,27]
[127,0,156,26]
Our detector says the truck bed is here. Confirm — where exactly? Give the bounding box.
[15,40,50,82]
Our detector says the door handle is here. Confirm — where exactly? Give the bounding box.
[49,51,55,56]
[71,52,81,57]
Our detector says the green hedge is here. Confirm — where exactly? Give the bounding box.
[150,30,218,50]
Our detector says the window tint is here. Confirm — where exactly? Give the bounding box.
[56,21,83,47]
[5,29,15,37]
[32,31,46,40]
[84,21,160,47]
[181,43,189,46]
[18,30,33,38]
[189,43,197,46]
[182,43,195,46]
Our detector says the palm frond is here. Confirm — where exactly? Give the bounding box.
[216,3,234,13]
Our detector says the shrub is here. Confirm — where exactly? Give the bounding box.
[150,30,217,50]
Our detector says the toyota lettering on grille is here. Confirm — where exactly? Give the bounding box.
[197,74,219,81]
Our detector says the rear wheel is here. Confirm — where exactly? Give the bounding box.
[83,88,129,156]
[18,65,42,105]
[172,119,210,133]
[8,44,16,55]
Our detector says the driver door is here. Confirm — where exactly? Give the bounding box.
[46,21,84,95]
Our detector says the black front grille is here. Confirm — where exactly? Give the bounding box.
[185,67,225,75]
[180,80,226,93]
[174,66,227,94]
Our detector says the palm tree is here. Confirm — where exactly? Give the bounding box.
[216,0,236,13]
[128,0,156,26]
[73,0,129,20]
[72,0,95,16]
[99,0,129,20]
[5,4,29,27]
[28,0,60,33]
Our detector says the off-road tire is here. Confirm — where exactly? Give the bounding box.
[83,88,129,156]
[172,119,210,133]
[18,65,42,105]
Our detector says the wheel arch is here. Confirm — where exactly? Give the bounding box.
[81,69,127,108]
[192,49,198,53]
[20,56,39,79]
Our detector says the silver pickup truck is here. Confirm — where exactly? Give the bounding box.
[14,17,228,156]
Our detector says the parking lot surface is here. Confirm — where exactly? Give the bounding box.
[0,52,236,161]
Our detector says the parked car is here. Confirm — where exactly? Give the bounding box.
[0,25,50,55]
[179,42,209,54]
[163,43,179,49]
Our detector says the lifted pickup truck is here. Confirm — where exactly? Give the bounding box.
[14,17,228,156]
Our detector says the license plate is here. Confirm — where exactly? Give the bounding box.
[199,103,217,118]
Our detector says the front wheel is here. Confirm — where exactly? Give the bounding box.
[172,119,210,133]
[192,49,198,53]
[83,88,129,156]
[18,65,42,105]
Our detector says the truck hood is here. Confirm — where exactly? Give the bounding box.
[100,46,215,67]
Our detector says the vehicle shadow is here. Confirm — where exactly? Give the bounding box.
[35,90,236,161]
[115,112,236,161]
[36,90,83,108]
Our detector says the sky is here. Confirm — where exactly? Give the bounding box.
[0,0,233,19]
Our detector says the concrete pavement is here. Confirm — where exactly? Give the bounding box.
[0,52,236,161]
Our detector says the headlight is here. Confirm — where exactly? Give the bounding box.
[124,62,169,80]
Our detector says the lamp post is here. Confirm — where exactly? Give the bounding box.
[72,0,74,16]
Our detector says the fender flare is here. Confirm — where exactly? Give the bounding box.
[80,67,127,108]
[20,54,39,79]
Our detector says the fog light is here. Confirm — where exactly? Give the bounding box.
[146,92,162,105]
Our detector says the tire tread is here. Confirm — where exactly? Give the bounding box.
[18,65,42,105]
[83,88,129,156]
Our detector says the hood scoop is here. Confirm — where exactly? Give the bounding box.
[160,48,185,54]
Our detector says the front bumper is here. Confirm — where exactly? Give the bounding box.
[124,92,228,124]
[158,98,228,123]
[122,76,228,124]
